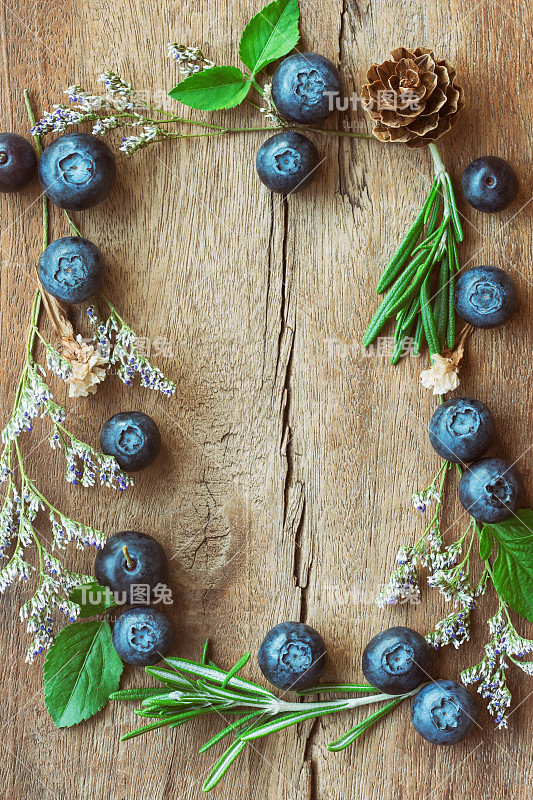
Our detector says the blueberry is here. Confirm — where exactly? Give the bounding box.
[95,530,169,596]
[112,606,173,666]
[458,457,524,523]
[257,621,327,690]
[38,236,105,303]
[411,680,477,745]
[100,411,161,472]
[256,132,320,194]
[454,266,518,328]
[462,156,518,213]
[0,133,37,192]
[428,398,495,464]
[362,627,431,695]
[38,132,116,210]
[271,53,341,124]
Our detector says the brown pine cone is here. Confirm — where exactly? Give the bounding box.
[361,47,465,148]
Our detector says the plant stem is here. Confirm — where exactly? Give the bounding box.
[277,687,418,714]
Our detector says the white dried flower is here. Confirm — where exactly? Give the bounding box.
[62,335,108,398]
[420,353,460,395]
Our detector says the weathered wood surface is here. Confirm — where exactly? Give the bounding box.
[1,0,532,797]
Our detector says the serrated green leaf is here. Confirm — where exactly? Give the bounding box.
[69,581,117,618]
[44,620,123,728]
[239,0,300,76]
[478,526,494,561]
[169,66,250,110]
[485,510,533,623]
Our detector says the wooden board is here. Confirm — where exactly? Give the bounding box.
[1,0,532,797]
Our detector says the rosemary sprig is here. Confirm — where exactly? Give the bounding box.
[112,641,419,792]
[363,143,464,362]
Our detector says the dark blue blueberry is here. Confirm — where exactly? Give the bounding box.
[462,156,518,213]
[112,606,173,666]
[95,530,169,596]
[362,627,431,695]
[271,53,341,124]
[458,457,524,523]
[258,621,327,690]
[38,236,105,303]
[256,132,320,194]
[411,680,477,745]
[428,397,495,464]
[100,411,161,472]
[38,132,116,210]
[454,266,518,328]
[0,133,37,192]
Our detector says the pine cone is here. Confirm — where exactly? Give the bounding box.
[361,47,465,148]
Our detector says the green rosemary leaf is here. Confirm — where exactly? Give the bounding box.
[425,187,442,235]
[401,296,421,334]
[145,666,196,690]
[434,258,449,351]
[202,738,249,792]
[221,652,251,688]
[201,638,210,665]
[169,66,251,110]
[446,252,456,349]
[199,711,263,753]
[327,697,403,751]
[120,713,187,741]
[375,215,425,294]
[44,620,123,728]
[483,510,533,623]
[451,235,460,272]
[423,181,440,225]
[296,683,378,695]
[241,703,351,740]
[376,178,440,294]
[163,656,276,699]
[239,0,300,77]
[391,317,415,366]
[363,251,426,346]
[196,680,267,706]
[110,688,169,701]
[69,581,117,618]
[444,173,464,242]
[420,273,440,355]
[413,314,425,356]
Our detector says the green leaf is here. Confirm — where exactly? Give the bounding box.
[202,737,249,792]
[485,510,533,623]
[478,526,494,561]
[163,656,276,699]
[169,66,251,110]
[239,0,300,76]
[44,620,123,728]
[221,652,251,688]
[69,581,117,618]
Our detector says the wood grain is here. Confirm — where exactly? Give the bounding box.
[1,0,532,797]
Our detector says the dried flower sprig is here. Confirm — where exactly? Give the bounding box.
[112,643,420,792]
[0,93,176,662]
[381,460,533,728]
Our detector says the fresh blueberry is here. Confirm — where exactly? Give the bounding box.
[100,411,161,472]
[95,530,169,596]
[462,156,518,213]
[256,132,320,194]
[0,133,37,192]
[271,53,341,124]
[112,606,173,666]
[454,266,518,328]
[428,398,495,464]
[459,457,524,523]
[258,621,327,690]
[38,236,105,303]
[362,627,431,695]
[411,680,477,745]
[38,132,116,210]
